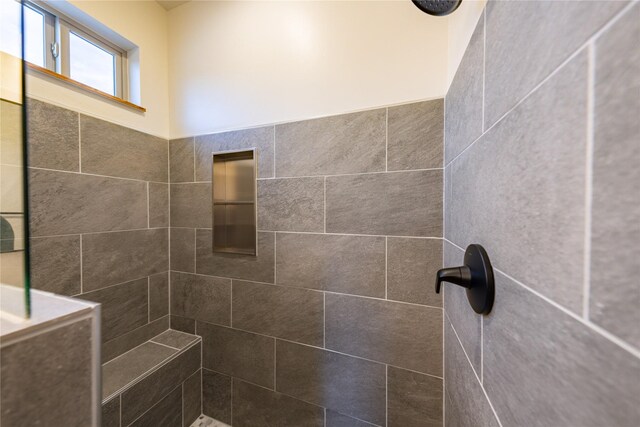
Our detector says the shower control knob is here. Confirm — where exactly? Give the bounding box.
[435,244,494,315]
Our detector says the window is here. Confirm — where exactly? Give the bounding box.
[22,1,127,98]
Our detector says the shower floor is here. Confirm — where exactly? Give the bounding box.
[190,415,230,427]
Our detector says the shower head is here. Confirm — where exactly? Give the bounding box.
[412,0,463,17]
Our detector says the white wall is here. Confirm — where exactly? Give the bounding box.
[446,0,486,86]
[167,0,449,138]
[26,0,171,138]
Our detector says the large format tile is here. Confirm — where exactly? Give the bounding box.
[275,233,385,297]
[102,397,120,427]
[442,241,480,374]
[170,183,212,228]
[102,316,169,363]
[233,379,324,427]
[387,237,442,306]
[195,126,274,180]
[26,98,79,171]
[149,183,168,228]
[325,294,442,376]
[387,100,443,171]
[276,340,386,426]
[447,51,588,313]
[121,343,201,425]
[170,228,195,272]
[202,369,232,424]
[257,177,324,232]
[326,170,442,237]
[484,0,625,128]
[198,322,274,388]
[0,319,93,426]
[170,315,195,334]
[151,329,199,350]
[82,278,149,342]
[29,169,147,236]
[275,109,385,177]
[325,411,377,427]
[387,366,442,427]
[232,280,324,346]
[129,386,182,427]
[444,11,484,164]
[483,272,640,426]
[590,4,640,348]
[102,341,177,399]
[184,370,202,426]
[149,272,169,321]
[80,115,168,182]
[170,137,195,183]
[170,272,231,325]
[444,320,499,427]
[82,229,168,291]
[196,230,274,283]
[30,235,81,296]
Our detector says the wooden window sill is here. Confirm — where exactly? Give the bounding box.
[26,63,146,113]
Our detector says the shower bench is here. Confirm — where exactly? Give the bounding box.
[101,329,202,427]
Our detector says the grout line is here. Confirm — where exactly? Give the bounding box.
[385,364,389,427]
[27,165,169,185]
[230,376,234,425]
[273,232,277,284]
[147,182,150,228]
[79,235,83,294]
[273,125,276,177]
[151,339,191,352]
[147,276,151,323]
[182,382,185,427]
[385,107,388,172]
[480,315,483,383]
[119,394,122,427]
[259,229,443,240]
[323,292,326,348]
[230,280,233,327]
[323,177,327,233]
[192,136,196,182]
[273,338,277,390]
[582,41,596,321]
[257,167,443,181]
[78,112,82,173]
[384,237,388,299]
[482,9,486,133]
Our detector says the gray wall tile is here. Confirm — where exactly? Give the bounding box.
[149,272,169,321]
[276,340,386,426]
[30,235,81,296]
[326,411,377,427]
[129,386,182,427]
[149,183,168,228]
[121,342,200,425]
[170,315,195,334]
[29,168,147,236]
[183,369,202,426]
[102,342,176,398]
[232,280,324,346]
[326,170,442,237]
[170,137,195,183]
[483,271,640,426]
[26,98,79,171]
[484,0,625,128]
[151,329,199,350]
[195,126,274,180]
[444,12,484,164]
[387,237,442,306]
[325,294,442,376]
[102,316,169,363]
[387,100,443,171]
[387,366,442,427]
[82,229,168,292]
[275,233,385,297]
[232,379,324,427]
[275,109,385,177]
[80,115,168,182]
[102,397,120,427]
[447,51,588,313]
[170,271,231,325]
[0,318,93,427]
[198,322,275,388]
[170,183,212,228]
[196,230,275,283]
[444,320,499,427]
[443,241,480,374]
[257,177,324,232]
[203,369,232,424]
[590,4,640,348]
[170,228,195,272]
[82,278,149,342]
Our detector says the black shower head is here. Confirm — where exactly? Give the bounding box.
[412,0,463,17]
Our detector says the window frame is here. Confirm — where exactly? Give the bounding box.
[24,0,128,99]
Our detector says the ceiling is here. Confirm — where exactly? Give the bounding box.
[156,1,190,11]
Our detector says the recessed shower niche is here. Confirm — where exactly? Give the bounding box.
[212,148,257,256]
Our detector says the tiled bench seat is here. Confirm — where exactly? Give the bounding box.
[101,329,202,427]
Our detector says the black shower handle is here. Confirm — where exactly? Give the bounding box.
[434,244,495,315]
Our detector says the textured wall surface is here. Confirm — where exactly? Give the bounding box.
[169,99,445,427]
[444,2,640,426]
[26,98,171,362]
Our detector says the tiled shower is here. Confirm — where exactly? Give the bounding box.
[1,0,638,426]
